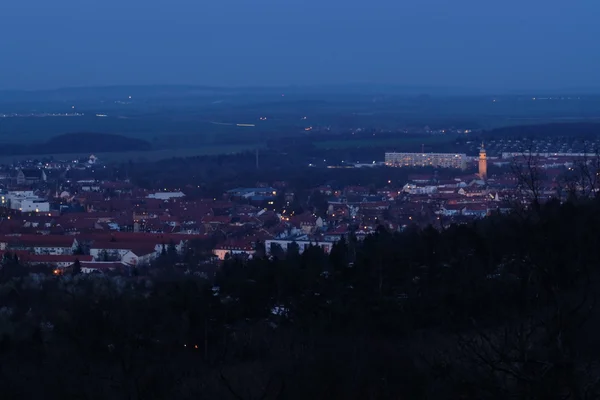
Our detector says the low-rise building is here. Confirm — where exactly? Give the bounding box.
[147,192,185,200]
[385,152,467,169]
[213,240,256,260]
[0,235,78,255]
[17,169,47,186]
[5,191,50,212]
[265,237,336,256]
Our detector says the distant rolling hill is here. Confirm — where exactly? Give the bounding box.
[0,84,487,103]
[0,132,152,156]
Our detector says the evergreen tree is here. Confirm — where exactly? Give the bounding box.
[72,259,82,275]
[286,241,300,259]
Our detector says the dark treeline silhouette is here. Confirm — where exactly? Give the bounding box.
[127,150,445,199]
[2,198,600,398]
[0,132,151,155]
[487,122,600,140]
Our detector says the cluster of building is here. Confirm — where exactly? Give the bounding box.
[0,145,593,273]
[467,137,600,157]
[0,233,187,274]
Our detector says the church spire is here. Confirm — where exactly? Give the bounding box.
[478,141,487,180]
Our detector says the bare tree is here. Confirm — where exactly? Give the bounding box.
[557,147,600,201]
[448,237,599,399]
[510,140,543,214]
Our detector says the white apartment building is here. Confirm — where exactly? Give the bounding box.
[385,152,467,170]
[5,191,50,212]
[20,199,50,213]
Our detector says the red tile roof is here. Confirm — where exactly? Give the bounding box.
[464,203,489,211]
[215,239,255,251]
[201,216,232,224]
[0,235,76,248]
[127,243,159,256]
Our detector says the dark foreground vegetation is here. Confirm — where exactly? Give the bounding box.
[2,197,600,399]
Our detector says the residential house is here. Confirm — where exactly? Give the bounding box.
[323,224,350,242]
[120,244,159,266]
[90,242,136,261]
[17,169,47,186]
[402,183,437,195]
[0,235,78,255]
[291,213,323,234]
[213,240,256,260]
[463,203,489,218]
[439,204,466,217]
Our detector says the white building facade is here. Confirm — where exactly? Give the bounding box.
[385,152,467,169]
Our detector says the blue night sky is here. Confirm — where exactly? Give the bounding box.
[0,0,598,91]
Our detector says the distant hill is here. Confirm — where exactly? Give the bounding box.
[0,85,232,102]
[0,84,487,103]
[488,122,600,139]
[0,132,151,156]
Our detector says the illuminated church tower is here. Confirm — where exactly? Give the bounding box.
[478,142,487,180]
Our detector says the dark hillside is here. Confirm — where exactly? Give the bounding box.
[2,197,600,398]
[0,132,152,155]
[488,122,600,139]
[45,132,152,152]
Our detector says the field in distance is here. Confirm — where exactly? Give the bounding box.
[0,143,260,164]
[313,135,455,150]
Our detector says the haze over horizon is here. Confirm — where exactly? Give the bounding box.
[1,0,598,92]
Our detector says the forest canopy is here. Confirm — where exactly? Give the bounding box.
[1,198,600,399]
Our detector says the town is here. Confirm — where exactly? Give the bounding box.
[0,143,593,276]
[3,0,600,394]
